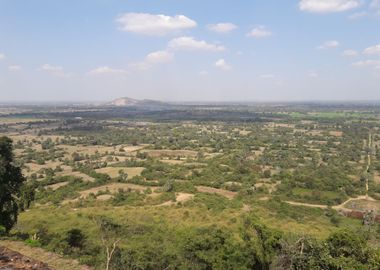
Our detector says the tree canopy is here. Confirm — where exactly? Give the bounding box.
[0,136,26,232]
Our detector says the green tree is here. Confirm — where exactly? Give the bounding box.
[0,136,26,232]
[93,216,123,270]
[241,215,282,270]
[19,183,35,211]
[66,228,86,249]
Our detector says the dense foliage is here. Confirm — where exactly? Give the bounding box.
[0,136,27,232]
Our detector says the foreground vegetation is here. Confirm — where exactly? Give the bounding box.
[1,102,380,269]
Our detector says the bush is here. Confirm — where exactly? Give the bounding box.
[25,238,41,247]
[0,226,6,236]
[66,229,86,249]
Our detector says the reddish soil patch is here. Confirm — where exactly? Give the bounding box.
[0,246,52,270]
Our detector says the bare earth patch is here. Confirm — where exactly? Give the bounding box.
[123,145,147,152]
[374,171,380,184]
[329,131,343,137]
[159,193,195,206]
[0,246,51,270]
[196,186,237,199]
[343,199,380,214]
[95,167,144,178]
[45,181,69,190]
[0,241,90,270]
[24,161,62,177]
[95,194,113,201]
[160,159,185,165]
[59,171,95,182]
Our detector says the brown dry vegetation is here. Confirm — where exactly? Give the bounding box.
[196,186,237,199]
[95,167,144,178]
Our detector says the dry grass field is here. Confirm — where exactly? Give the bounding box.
[196,186,237,199]
[95,167,144,178]
[0,118,51,124]
[344,199,380,214]
[23,161,62,176]
[160,159,185,165]
[159,193,195,206]
[374,171,380,184]
[9,134,64,142]
[123,145,149,152]
[79,183,157,197]
[142,149,198,158]
[329,131,343,137]
[58,171,95,182]
[45,181,69,190]
[59,145,119,156]
[63,183,159,204]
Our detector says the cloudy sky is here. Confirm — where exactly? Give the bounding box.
[0,0,380,102]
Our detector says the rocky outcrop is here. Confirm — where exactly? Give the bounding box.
[0,246,52,270]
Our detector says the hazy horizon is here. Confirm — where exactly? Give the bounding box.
[2,97,380,105]
[1,0,380,102]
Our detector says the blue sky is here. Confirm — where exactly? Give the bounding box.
[0,0,379,102]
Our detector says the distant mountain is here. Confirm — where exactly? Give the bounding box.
[105,97,167,107]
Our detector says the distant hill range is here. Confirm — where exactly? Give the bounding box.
[105,97,167,107]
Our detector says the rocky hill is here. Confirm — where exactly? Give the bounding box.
[105,97,167,107]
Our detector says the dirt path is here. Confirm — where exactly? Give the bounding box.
[285,194,377,211]
[284,201,328,209]
[0,240,90,270]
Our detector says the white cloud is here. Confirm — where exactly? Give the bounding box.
[8,65,21,71]
[363,44,380,55]
[116,13,197,36]
[168,37,226,52]
[246,26,272,38]
[259,74,275,79]
[317,40,340,50]
[41,64,72,77]
[342,49,359,56]
[199,70,208,76]
[88,66,128,75]
[145,50,174,64]
[308,71,319,78]
[0,53,5,60]
[299,0,361,13]
[130,50,174,71]
[215,59,231,70]
[352,60,380,67]
[348,11,368,19]
[370,0,380,9]
[207,23,237,33]
[41,64,63,72]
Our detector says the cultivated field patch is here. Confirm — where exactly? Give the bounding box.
[196,186,237,199]
[95,167,144,178]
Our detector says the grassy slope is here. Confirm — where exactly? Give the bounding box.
[15,199,362,244]
[0,240,89,270]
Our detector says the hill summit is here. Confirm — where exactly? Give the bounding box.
[106,97,166,107]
